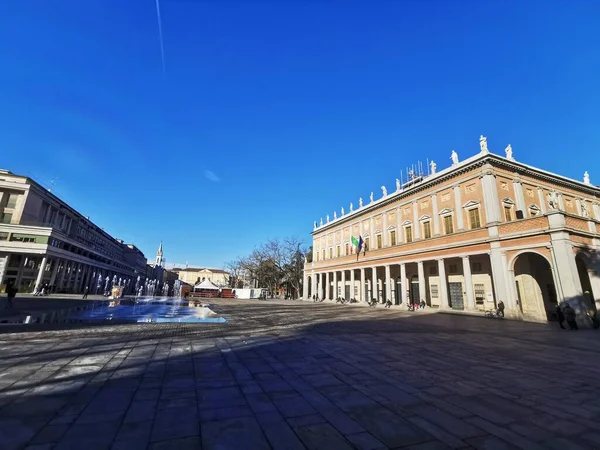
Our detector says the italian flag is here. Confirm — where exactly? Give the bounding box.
[351,236,359,254]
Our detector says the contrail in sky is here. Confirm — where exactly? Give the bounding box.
[155,0,166,74]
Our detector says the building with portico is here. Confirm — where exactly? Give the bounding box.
[0,169,148,294]
[302,137,600,323]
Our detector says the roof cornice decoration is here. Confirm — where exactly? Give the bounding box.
[312,141,599,235]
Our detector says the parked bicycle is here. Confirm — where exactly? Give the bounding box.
[484,310,504,319]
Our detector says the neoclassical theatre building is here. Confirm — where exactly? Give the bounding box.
[302,137,600,323]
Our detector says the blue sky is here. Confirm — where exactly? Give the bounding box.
[1,1,598,268]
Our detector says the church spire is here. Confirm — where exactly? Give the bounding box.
[155,241,163,266]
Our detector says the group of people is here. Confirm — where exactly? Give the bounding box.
[555,303,579,330]
[33,283,51,296]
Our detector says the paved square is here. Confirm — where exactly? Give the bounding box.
[1,299,600,450]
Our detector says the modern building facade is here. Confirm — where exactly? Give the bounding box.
[172,267,230,287]
[0,169,148,294]
[302,138,600,324]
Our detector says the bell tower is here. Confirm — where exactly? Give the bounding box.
[155,241,163,267]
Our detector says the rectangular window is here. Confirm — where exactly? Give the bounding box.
[0,213,13,224]
[322,250,325,260]
[0,232,8,241]
[423,221,432,239]
[376,234,382,249]
[468,208,481,229]
[336,246,340,257]
[474,283,485,305]
[390,230,396,246]
[364,237,370,251]
[6,193,18,209]
[405,226,413,243]
[443,215,454,234]
[329,248,333,259]
[430,284,439,298]
[345,243,349,255]
[504,206,512,222]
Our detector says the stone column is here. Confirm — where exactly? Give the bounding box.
[325,272,330,300]
[481,172,502,224]
[333,271,338,299]
[359,268,366,302]
[489,245,510,309]
[548,214,584,310]
[58,260,69,291]
[417,261,426,304]
[400,263,407,305]
[462,256,475,310]
[317,273,322,299]
[350,269,355,300]
[412,201,421,239]
[453,184,465,230]
[538,187,547,214]
[302,270,308,299]
[432,194,440,235]
[341,269,346,299]
[311,272,317,299]
[49,258,60,288]
[34,256,48,293]
[513,179,527,218]
[385,265,391,304]
[371,267,377,302]
[438,259,449,309]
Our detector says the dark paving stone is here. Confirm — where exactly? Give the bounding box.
[293,422,354,450]
[346,405,432,448]
[0,417,47,450]
[151,407,199,442]
[201,417,270,450]
[410,404,484,439]
[199,404,254,422]
[286,413,326,427]
[149,436,203,450]
[344,431,386,450]
[466,416,547,450]
[466,435,523,449]
[271,394,316,418]
[30,424,69,444]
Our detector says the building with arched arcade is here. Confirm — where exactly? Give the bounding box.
[302,138,600,324]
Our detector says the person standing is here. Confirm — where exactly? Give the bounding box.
[5,281,17,309]
[82,286,89,299]
[555,304,566,329]
[562,303,578,330]
[496,300,505,318]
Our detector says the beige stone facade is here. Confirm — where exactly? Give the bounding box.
[303,147,600,325]
[172,267,230,287]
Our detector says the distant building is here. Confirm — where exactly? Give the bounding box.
[0,169,147,293]
[172,267,230,287]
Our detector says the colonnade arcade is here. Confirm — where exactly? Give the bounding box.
[305,247,600,323]
[305,254,497,311]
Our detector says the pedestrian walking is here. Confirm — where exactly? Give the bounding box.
[82,286,89,299]
[555,304,566,329]
[385,299,392,308]
[562,303,578,330]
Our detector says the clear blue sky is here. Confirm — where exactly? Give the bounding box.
[1,1,598,268]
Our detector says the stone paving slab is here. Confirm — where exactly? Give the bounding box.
[1,298,600,449]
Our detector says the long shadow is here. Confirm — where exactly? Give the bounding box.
[2,300,600,449]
